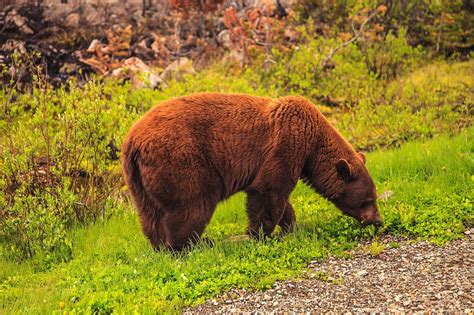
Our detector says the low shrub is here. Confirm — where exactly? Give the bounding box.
[336,60,473,150]
[248,22,423,106]
[0,77,160,261]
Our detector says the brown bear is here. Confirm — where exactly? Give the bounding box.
[122,93,382,251]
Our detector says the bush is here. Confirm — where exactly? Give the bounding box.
[336,60,473,150]
[295,0,473,56]
[357,28,423,80]
[0,182,75,262]
[246,20,422,105]
[0,76,160,261]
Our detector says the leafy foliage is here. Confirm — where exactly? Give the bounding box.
[0,71,161,261]
[295,0,473,56]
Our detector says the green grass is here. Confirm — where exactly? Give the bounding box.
[0,128,472,314]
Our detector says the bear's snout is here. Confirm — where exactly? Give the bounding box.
[366,216,383,227]
[361,209,383,227]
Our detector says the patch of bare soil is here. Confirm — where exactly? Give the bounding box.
[186,234,474,313]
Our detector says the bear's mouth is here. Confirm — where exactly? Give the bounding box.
[341,207,383,227]
[361,218,383,227]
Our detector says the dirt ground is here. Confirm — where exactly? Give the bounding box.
[186,233,474,314]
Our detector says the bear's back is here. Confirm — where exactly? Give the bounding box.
[129,93,273,148]
[149,92,272,123]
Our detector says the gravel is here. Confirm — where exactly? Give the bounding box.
[185,233,473,314]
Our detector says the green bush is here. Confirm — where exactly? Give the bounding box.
[295,0,473,56]
[357,28,423,80]
[0,77,160,261]
[336,60,473,150]
[0,182,75,263]
[247,22,422,105]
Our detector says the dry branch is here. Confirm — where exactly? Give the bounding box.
[322,10,378,70]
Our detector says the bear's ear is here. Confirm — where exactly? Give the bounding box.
[336,159,354,181]
[358,152,366,164]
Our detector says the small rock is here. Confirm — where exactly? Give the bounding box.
[1,39,26,54]
[263,294,272,301]
[217,30,232,49]
[59,63,80,74]
[284,28,299,42]
[151,36,169,59]
[110,57,163,89]
[160,57,195,81]
[356,270,369,277]
[82,3,103,26]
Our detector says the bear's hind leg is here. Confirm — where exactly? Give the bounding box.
[161,204,214,251]
[139,211,167,251]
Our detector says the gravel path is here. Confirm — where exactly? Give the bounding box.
[186,233,473,314]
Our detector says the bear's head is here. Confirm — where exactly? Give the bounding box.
[332,153,382,226]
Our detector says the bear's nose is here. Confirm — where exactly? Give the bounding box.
[362,218,382,227]
[371,218,383,227]
[368,212,383,227]
[361,211,383,227]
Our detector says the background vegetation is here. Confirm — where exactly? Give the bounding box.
[0,0,472,313]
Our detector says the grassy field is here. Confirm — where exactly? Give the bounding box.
[0,127,472,314]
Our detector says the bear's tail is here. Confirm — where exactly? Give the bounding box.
[122,140,164,248]
[122,140,145,209]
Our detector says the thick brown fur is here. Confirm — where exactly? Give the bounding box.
[122,93,382,251]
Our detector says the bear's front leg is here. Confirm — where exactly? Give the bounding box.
[246,191,287,238]
[278,200,296,233]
